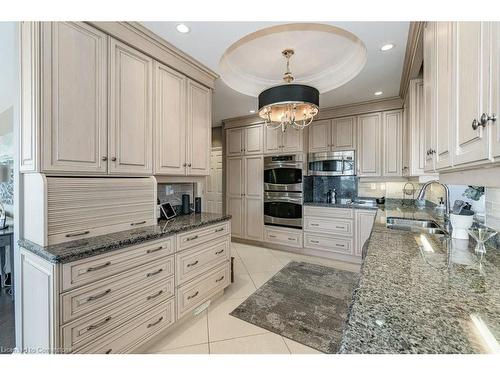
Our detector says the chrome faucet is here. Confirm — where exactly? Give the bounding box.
[416,180,451,217]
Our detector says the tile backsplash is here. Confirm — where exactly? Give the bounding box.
[303,176,357,203]
[157,183,194,214]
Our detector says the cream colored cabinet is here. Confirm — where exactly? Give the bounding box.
[41,22,108,174]
[492,22,500,159]
[226,125,264,156]
[423,21,437,172]
[405,79,427,176]
[187,79,211,176]
[226,155,263,240]
[357,113,381,177]
[110,38,153,175]
[382,110,403,177]
[354,209,376,257]
[153,62,187,175]
[264,126,303,154]
[309,117,356,153]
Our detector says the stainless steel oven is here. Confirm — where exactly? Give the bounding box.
[264,191,303,229]
[308,150,356,176]
[264,154,303,192]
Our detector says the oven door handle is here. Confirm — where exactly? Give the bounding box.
[264,197,303,204]
[264,163,303,170]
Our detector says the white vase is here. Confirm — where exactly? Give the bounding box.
[471,195,485,218]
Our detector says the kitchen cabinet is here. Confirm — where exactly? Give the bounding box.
[264,126,304,154]
[354,209,376,257]
[492,22,500,159]
[423,21,437,172]
[357,113,381,177]
[226,125,264,156]
[382,110,403,177]
[308,117,356,153]
[154,62,186,175]
[109,38,153,175]
[226,155,263,240]
[40,22,108,174]
[404,79,427,176]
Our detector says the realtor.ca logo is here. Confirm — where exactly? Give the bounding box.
[1,346,71,354]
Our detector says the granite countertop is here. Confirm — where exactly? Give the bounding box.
[303,201,378,210]
[18,213,231,264]
[339,203,500,353]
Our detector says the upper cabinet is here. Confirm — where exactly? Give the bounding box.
[357,113,381,177]
[491,22,500,159]
[404,79,427,176]
[382,110,403,177]
[109,38,153,175]
[226,124,264,156]
[309,117,356,153]
[264,126,304,154]
[308,120,331,152]
[20,22,216,177]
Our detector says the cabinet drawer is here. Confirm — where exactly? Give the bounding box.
[62,277,174,352]
[177,221,230,251]
[176,238,231,286]
[61,237,175,291]
[304,206,354,219]
[76,299,175,354]
[304,216,353,236]
[61,256,174,324]
[304,233,353,255]
[177,262,230,319]
[264,226,303,248]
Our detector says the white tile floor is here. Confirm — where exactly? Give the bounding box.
[143,242,360,354]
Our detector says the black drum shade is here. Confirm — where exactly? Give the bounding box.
[258,84,319,109]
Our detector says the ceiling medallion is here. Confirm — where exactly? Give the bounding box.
[258,49,319,132]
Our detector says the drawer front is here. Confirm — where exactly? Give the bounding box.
[304,206,354,219]
[177,221,230,251]
[264,227,303,248]
[304,233,353,255]
[76,299,175,354]
[176,238,231,286]
[61,237,175,291]
[304,216,353,236]
[177,262,230,319]
[62,277,174,351]
[61,256,174,324]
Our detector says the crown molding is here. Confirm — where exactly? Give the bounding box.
[399,21,425,101]
[87,22,219,89]
[222,96,403,129]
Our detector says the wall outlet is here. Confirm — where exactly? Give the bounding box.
[164,185,174,195]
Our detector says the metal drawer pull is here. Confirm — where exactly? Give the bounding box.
[187,260,199,267]
[146,268,163,277]
[105,349,112,354]
[186,235,199,241]
[86,289,111,302]
[336,244,345,247]
[146,290,163,300]
[215,276,225,282]
[147,316,164,328]
[65,230,90,238]
[215,249,224,255]
[131,221,146,226]
[146,246,163,254]
[269,234,276,238]
[87,316,112,331]
[86,261,111,273]
[310,223,319,226]
[335,226,345,229]
[214,228,224,233]
[287,238,295,241]
[310,240,320,244]
[187,291,199,300]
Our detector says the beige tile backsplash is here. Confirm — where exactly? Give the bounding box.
[486,188,500,231]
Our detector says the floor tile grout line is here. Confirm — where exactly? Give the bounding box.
[208,331,272,345]
[281,336,292,354]
[206,309,211,354]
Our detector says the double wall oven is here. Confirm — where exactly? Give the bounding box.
[263,154,303,229]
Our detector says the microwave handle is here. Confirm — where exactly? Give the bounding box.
[341,156,345,174]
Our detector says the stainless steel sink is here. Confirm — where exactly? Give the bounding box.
[386,217,447,235]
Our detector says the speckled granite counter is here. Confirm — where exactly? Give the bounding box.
[339,204,500,353]
[18,213,231,264]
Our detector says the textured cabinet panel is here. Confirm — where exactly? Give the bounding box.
[332,116,356,150]
[244,124,264,154]
[226,128,244,156]
[382,110,403,176]
[357,113,381,176]
[309,119,331,152]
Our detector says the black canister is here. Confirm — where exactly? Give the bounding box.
[182,194,191,215]
[195,197,202,213]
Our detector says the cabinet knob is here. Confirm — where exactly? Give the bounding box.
[479,113,497,126]
[101,156,108,161]
[188,163,192,167]
[183,163,187,167]
[111,156,117,162]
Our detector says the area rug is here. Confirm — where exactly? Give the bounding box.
[230,261,359,353]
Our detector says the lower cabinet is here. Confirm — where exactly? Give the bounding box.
[18,221,232,354]
[264,226,303,248]
[354,209,377,257]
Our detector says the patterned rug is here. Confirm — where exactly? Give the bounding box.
[230,261,359,353]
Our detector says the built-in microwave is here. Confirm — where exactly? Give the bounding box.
[308,151,356,176]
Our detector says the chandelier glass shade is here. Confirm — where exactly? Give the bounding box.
[258,49,320,132]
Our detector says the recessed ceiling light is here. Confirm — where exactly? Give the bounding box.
[374,91,383,96]
[176,24,190,34]
[249,110,256,114]
[380,43,395,52]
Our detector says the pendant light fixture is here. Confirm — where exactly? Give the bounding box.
[258,49,319,132]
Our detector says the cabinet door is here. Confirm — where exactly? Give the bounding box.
[490,22,500,159]
[42,22,108,174]
[382,110,403,176]
[245,198,263,241]
[423,22,437,172]
[244,155,263,199]
[332,116,356,150]
[109,38,153,174]
[308,120,331,152]
[154,62,186,175]
[244,155,263,240]
[226,157,244,198]
[355,210,376,256]
[282,127,303,152]
[186,79,211,176]
[357,113,381,176]
[244,124,264,155]
[435,22,453,170]
[453,22,490,165]
[226,128,244,156]
[407,79,427,176]
[264,126,282,154]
